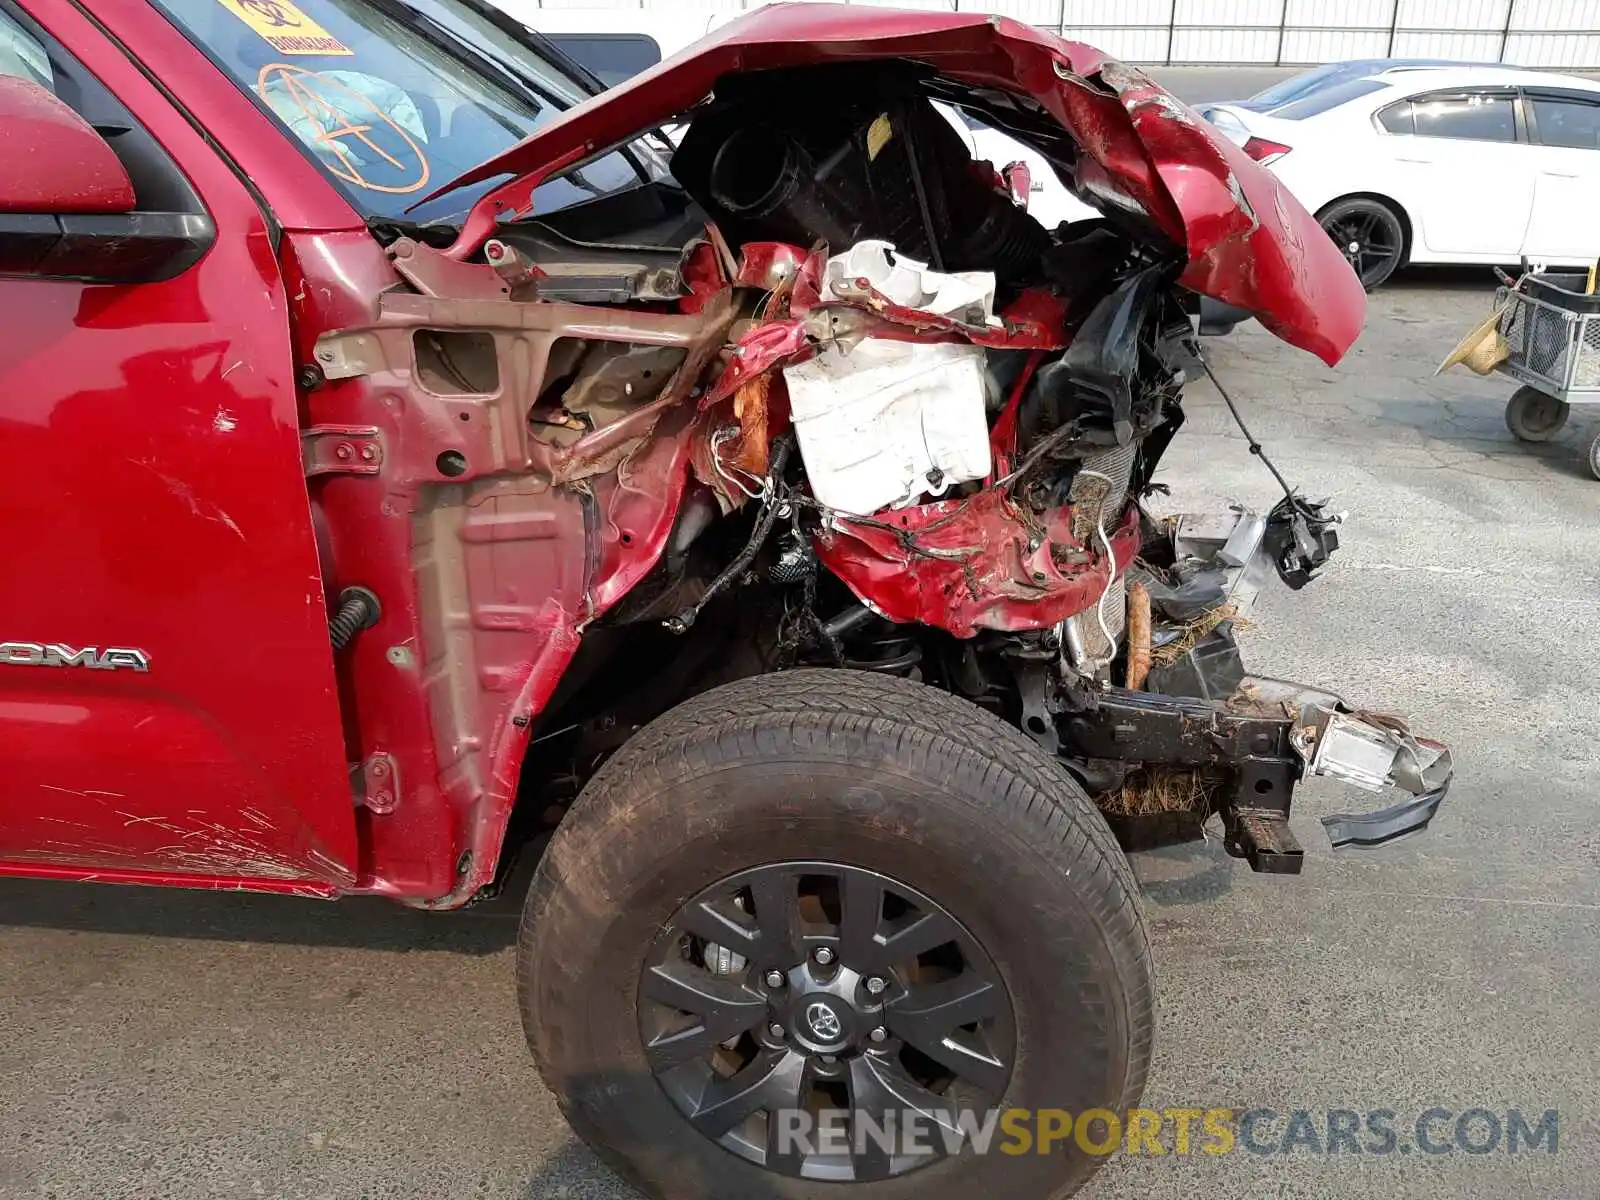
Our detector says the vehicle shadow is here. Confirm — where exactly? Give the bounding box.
[1127,830,1242,908]
[1386,264,1505,292]
[522,1136,642,1200]
[0,815,1239,961]
[0,861,537,956]
[1369,389,1599,483]
[1432,431,1596,482]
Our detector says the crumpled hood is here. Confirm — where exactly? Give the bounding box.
[435,4,1365,365]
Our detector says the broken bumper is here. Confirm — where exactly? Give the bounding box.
[1231,678,1453,870]
[1298,704,1453,849]
[1059,675,1453,874]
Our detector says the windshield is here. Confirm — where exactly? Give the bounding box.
[1268,77,1389,120]
[1237,60,1484,114]
[1235,64,1351,112]
[152,0,656,225]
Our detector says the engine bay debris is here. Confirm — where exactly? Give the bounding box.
[309,6,1448,900]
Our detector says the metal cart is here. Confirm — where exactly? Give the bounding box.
[1496,270,1600,478]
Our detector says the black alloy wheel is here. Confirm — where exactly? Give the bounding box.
[1319,197,1406,289]
[640,862,1016,1182]
[519,669,1153,1200]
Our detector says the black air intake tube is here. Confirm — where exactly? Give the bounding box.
[707,125,862,251]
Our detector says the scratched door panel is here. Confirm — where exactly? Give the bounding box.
[0,0,355,886]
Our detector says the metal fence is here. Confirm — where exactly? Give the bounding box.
[530,0,1600,67]
[1050,0,1600,68]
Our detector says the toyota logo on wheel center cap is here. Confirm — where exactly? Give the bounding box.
[804,1001,843,1042]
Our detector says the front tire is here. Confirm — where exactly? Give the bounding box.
[519,670,1153,1200]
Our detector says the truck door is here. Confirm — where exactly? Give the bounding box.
[0,0,357,889]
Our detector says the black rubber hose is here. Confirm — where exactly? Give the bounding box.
[665,436,793,634]
[821,603,876,641]
[329,586,381,653]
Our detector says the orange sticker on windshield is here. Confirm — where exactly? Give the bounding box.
[215,0,353,56]
[259,64,430,194]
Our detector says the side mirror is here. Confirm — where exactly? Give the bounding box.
[0,75,213,282]
[0,75,135,214]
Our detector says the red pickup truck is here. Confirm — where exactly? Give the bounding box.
[0,3,1450,1197]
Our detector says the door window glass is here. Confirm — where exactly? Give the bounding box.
[1410,93,1516,142]
[1376,101,1413,134]
[1531,96,1600,149]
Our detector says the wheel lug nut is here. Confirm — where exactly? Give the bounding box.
[765,970,786,988]
[869,1026,888,1043]
[813,946,836,967]
[769,1022,786,1039]
[865,976,887,995]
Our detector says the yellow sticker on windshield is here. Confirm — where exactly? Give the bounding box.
[214,0,353,56]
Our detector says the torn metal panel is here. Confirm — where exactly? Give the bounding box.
[816,494,1142,637]
[547,291,737,486]
[1277,688,1454,848]
[1308,712,1407,793]
[1056,673,1452,867]
[302,238,736,905]
[429,4,1364,364]
[820,276,1070,349]
[540,344,688,445]
[703,318,814,408]
[735,241,814,292]
[701,264,1070,416]
[1155,507,1277,621]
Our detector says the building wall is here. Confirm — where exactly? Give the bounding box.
[526,0,1600,68]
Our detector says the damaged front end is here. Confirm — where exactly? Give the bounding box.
[311,6,1447,900]
[1043,505,1452,872]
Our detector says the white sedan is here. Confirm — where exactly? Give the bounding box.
[1198,62,1600,288]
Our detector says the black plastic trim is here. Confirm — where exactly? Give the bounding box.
[1323,785,1449,849]
[0,211,216,283]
